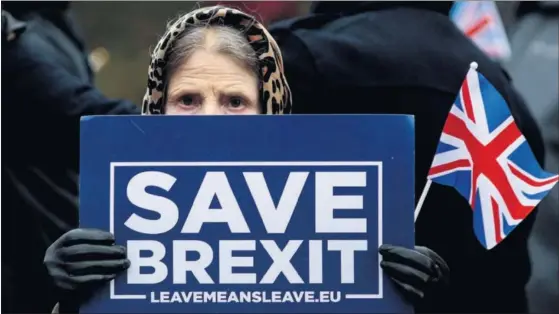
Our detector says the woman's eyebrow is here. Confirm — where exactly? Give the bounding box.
[167,86,200,96]
[220,89,249,95]
[219,83,255,94]
[220,91,256,101]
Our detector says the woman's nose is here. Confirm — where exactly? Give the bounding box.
[200,101,221,115]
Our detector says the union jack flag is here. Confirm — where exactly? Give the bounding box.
[427,64,559,249]
[450,1,511,61]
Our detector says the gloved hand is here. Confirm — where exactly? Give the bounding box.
[379,244,449,306]
[44,228,130,310]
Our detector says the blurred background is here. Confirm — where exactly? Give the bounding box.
[70,1,518,106]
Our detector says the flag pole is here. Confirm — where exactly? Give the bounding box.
[414,61,479,224]
[469,61,478,71]
[414,179,432,222]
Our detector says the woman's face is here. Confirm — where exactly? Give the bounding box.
[165,49,260,115]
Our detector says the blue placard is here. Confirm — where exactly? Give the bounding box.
[79,115,415,313]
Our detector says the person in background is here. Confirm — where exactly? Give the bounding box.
[1,2,139,312]
[269,1,546,312]
[43,6,449,313]
[505,2,559,313]
[208,1,301,25]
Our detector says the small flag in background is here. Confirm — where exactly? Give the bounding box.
[450,1,512,61]
[427,62,559,250]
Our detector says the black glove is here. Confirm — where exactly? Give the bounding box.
[44,228,130,310]
[379,244,449,306]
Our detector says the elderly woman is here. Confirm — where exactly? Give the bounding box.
[44,6,449,313]
[142,6,291,116]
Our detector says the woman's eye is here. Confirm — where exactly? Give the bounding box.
[228,96,245,109]
[179,95,195,106]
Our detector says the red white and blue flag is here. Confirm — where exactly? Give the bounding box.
[450,1,511,61]
[427,64,559,249]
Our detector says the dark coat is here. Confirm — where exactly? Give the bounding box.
[269,2,545,312]
[1,4,139,313]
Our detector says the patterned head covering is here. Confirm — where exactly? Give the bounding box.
[142,5,292,115]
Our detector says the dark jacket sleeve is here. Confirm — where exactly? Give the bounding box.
[269,26,324,114]
[2,26,140,161]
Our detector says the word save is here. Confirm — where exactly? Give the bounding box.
[123,170,370,286]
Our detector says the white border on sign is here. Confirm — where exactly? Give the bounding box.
[109,161,384,300]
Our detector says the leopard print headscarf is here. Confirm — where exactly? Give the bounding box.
[142,5,292,115]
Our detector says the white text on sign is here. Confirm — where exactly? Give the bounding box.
[123,171,370,285]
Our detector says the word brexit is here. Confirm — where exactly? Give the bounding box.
[120,169,375,285]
